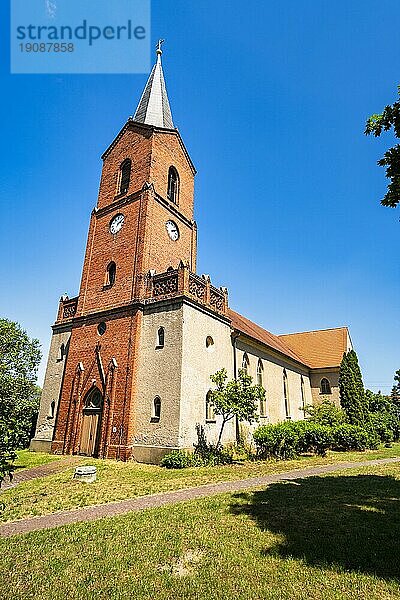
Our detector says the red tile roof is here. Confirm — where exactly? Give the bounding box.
[228,309,349,369]
[228,309,306,365]
[279,328,349,369]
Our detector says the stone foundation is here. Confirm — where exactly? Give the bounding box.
[131,444,180,464]
[29,439,53,453]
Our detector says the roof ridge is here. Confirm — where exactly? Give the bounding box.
[279,326,348,337]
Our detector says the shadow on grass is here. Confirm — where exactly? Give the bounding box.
[230,475,400,580]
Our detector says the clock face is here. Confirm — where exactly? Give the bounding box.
[166,220,180,241]
[109,213,125,234]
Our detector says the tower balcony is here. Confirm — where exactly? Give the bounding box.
[57,295,78,322]
[54,264,228,323]
[145,262,228,315]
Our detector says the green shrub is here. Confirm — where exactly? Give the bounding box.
[254,421,335,459]
[365,427,381,450]
[160,433,235,469]
[253,422,300,460]
[304,400,346,427]
[160,450,193,469]
[331,424,369,451]
[297,422,334,456]
[369,412,394,444]
[193,424,234,466]
[368,410,400,444]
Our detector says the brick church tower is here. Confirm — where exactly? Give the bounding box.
[32,42,229,461]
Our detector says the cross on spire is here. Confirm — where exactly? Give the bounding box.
[156,39,164,56]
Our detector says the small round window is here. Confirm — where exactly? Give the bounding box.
[97,322,107,336]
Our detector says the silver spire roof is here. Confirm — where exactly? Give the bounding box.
[133,40,174,129]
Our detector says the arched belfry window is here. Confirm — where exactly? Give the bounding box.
[242,353,250,374]
[119,159,131,195]
[156,327,165,348]
[320,378,332,395]
[167,166,179,204]
[283,369,290,419]
[106,262,116,287]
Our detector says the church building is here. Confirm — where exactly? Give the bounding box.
[31,44,352,463]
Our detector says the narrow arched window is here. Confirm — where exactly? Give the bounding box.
[119,159,131,195]
[58,343,65,361]
[283,369,290,419]
[49,400,56,419]
[153,396,161,420]
[206,390,215,422]
[320,378,332,395]
[167,166,179,204]
[257,359,263,387]
[242,353,249,374]
[106,262,116,287]
[156,327,165,348]
[257,360,267,417]
[301,376,306,412]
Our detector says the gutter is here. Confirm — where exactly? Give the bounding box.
[231,331,241,443]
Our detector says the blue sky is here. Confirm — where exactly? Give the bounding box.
[0,0,399,392]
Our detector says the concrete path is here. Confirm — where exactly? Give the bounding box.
[1,456,399,538]
[1,456,81,491]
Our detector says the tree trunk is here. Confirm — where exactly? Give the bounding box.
[216,418,228,450]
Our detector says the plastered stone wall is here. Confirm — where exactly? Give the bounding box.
[236,340,312,432]
[180,302,234,448]
[133,301,184,449]
[310,369,340,407]
[31,326,71,451]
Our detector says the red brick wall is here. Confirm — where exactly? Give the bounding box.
[150,131,195,221]
[97,124,153,210]
[52,309,141,459]
[141,197,196,273]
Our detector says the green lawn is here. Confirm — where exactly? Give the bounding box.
[1,462,399,600]
[1,444,400,523]
[12,449,63,471]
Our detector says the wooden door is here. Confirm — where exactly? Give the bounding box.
[80,411,100,456]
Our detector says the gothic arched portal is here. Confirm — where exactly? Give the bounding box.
[80,387,103,457]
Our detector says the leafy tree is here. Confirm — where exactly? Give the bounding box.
[365,87,400,208]
[339,350,368,425]
[365,389,391,413]
[0,319,41,486]
[209,368,263,450]
[391,369,400,404]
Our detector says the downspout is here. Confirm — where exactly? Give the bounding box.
[231,331,241,444]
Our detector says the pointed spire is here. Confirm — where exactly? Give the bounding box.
[133,40,174,129]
